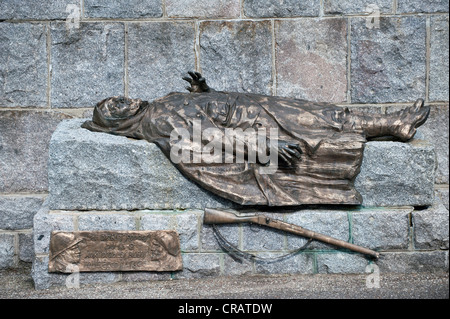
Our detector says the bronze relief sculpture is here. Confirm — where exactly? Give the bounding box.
[82,72,430,207]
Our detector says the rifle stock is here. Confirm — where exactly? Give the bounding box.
[204,208,379,259]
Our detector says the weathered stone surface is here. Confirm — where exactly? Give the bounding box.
[0,0,77,19]
[436,188,449,211]
[128,22,196,102]
[166,0,240,18]
[199,21,272,95]
[48,120,437,210]
[140,213,174,231]
[0,233,15,269]
[276,18,347,103]
[175,212,200,251]
[244,0,320,17]
[413,198,449,250]
[242,216,285,251]
[223,254,253,276]
[84,0,163,18]
[253,252,315,274]
[317,253,369,274]
[411,105,449,184]
[285,210,350,250]
[19,232,34,263]
[51,22,125,108]
[0,196,44,230]
[397,0,449,13]
[354,140,436,207]
[176,253,221,278]
[429,16,449,102]
[0,110,73,193]
[376,251,449,273]
[0,23,48,107]
[33,202,74,255]
[32,255,121,290]
[324,0,393,14]
[352,208,412,250]
[201,224,240,252]
[77,214,136,231]
[351,16,426,103]
[47,119,233,210]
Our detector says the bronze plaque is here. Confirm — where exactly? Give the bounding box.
[48,230,183,273]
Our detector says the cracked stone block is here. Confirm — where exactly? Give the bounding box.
[351,16,426,103]
[199,20,273,95]
[244,0,320,17]
[84,0,163,18]
[276,18,348,103]
[0,23,48,107]
[50,22,125,108]
[166,0,240,18]
[128,22,196,102]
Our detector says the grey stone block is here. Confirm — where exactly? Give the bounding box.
[32,255,66,290]
[354,140,436,207]
[32,255,121,290]
[33,202,74,255]
[77,214,136,231]
[275,18,348,103]
[0,233,15,269]
[175,212,200,251]
[317,253,369,274]
[351,16,426,103]
[0,195,44,230]
[0,23,48,107]
[223,254,254,276]
[176,253,221,278]
[166,0,240,18]
[324,0,393,14]
[429,16,449,102]
[84,0,163,18]
[242,222,285,252]
[253,252,315,274]
[376,251,449,273]
[201,224,240,252]
[140,213,174,231]
[199,20,272,95]
[436,188,449,211]
[352,208,412,250]
[413,199,449,250]
[48,119,233,210]
[286,210,350,250]
[128,22,196,102]
[18,232,34,263]
[0,0,78,20]
[50,22,125,108]
[244,0,320,17]
[48,120,437,210]
[414,105,449,184]
[0,110,73,193]
[397,0,449,13]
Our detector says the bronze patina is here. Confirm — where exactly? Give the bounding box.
[82,71,430,206]
[48,230,182,273]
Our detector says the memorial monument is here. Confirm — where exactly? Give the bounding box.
[82,71,430,206]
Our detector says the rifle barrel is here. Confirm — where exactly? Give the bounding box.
[204,208,379,259]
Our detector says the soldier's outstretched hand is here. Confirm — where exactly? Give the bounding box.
[183,71,213,93]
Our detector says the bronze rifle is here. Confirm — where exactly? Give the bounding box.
[204,208,380,259]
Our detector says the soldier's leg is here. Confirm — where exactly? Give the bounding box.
[344,99,430,141]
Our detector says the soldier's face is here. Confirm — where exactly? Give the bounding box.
[100,97,143,119]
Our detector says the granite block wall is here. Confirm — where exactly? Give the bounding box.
[0,1,448,270]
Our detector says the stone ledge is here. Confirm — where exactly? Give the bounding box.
[31,203,449,289]
[48,119,436,210]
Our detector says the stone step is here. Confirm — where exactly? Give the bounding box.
[47,119,436,211]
